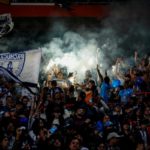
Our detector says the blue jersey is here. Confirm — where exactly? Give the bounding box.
[100,82,111,103]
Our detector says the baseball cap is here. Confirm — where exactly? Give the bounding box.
[107,132,121,141]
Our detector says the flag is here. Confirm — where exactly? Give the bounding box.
[0,66,37,96]
[0,49,42,84]
[0,13,14,37]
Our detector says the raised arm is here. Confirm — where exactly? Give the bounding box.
[134,51,138,65]
[96,64,104,84]
[115,58,125,80]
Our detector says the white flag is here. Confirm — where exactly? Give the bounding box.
[0,49,42,84]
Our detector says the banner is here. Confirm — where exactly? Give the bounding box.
[0,13,14,37]
[0,66,38,96]
[0,49,42,84]
[0,0,9,4]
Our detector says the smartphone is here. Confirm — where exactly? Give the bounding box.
[49,125,58,134]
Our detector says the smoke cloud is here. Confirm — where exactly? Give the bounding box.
[0,0,150,83]
[42,31,101,81]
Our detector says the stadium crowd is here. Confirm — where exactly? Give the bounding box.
[0,51,150,150]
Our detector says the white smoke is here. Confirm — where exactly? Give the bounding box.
[41,0,150,83]
[43,31,103,81]
[0,0,150,84]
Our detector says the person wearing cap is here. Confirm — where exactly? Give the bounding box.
[106,132,121,150]
[12,126,28,150]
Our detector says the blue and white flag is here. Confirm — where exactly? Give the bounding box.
[0,13,14,38]
[0,49,42,84]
